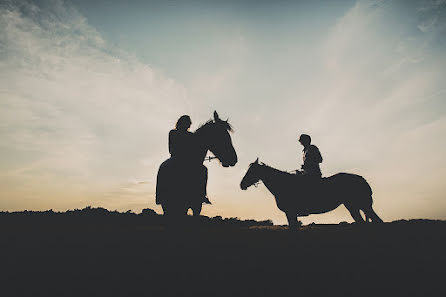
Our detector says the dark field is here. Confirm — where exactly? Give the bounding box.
[1,209,445,297]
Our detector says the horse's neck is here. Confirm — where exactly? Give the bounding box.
[259,166,285,197]
[193,125,210,161]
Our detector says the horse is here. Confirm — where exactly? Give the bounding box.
[156,111,237,217]
[240,158,383,229]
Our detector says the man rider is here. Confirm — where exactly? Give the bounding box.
[298,134,323,178]
[169,115,211,204]
[297,134,322,216]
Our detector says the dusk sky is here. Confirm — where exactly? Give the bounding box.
[1,0,445,224]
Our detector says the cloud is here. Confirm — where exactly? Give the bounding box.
[0,0,188,210]
[312,0,446,221]
[1,0,445,223]
[237,0,446,224]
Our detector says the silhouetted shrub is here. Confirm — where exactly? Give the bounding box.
[142,208,157,216]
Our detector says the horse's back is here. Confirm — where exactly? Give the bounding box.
[324,172,373,207]
[327,172,371,193]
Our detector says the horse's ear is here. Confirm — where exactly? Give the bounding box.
[213,110,220,121]
[255,158,259,164]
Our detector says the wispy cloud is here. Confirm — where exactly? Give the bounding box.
[0,0,188,211]
[1,0,445,223]
[314,0,446,221]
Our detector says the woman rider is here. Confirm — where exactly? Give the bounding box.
[169,115,211,204]
[169,115,193,161]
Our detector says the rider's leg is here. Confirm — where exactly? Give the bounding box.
[161,203,170,216]
[191,201,202,217]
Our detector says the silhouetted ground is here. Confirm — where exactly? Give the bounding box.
[1,208,445,297]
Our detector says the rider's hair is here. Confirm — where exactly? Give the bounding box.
[299,134,311,144]
[176,115,191,131]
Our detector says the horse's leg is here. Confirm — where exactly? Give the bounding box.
[363,205,383,223]
[161,203,169,216]
[191,201,202,217]
[364,212,370,222]
[162,203,181,229]
[285,212,298,230]
[346,206,365,224]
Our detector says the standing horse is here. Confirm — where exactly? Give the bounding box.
[156,111,237,217]
[240,158,383,229]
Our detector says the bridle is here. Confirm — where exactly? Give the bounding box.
[204,155,217,162]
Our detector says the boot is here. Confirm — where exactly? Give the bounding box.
[203,196,212,204]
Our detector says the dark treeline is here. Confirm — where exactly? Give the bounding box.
[1,207,445,230]
[0,206,273,229]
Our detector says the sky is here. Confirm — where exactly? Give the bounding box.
[1,0,445,224]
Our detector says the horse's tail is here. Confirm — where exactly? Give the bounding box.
[341,173,372,199]
[365,177,372,197]
[357,175,383,223]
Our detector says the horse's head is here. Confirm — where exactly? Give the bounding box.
[203,111,237,167]
[240,158,262,190]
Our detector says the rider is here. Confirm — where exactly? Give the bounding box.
[298,134,323,178]
[169,115,211,204]
[169,115,193,161]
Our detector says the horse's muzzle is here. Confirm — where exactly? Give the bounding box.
[225,151,238,167]
[222,159,237,167]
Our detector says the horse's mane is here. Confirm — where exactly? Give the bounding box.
[195,119,233,134]
[195,120,213,133]
[260,163,294,177]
